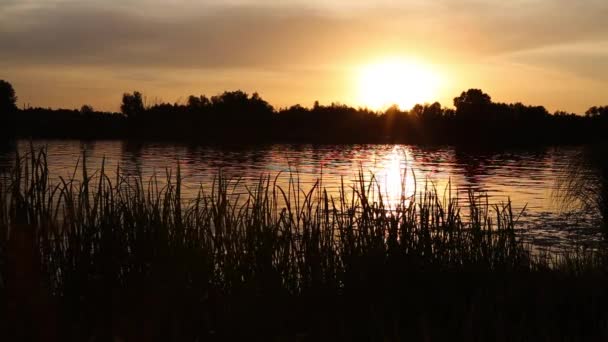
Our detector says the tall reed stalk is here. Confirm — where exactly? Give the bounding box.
[1,147,607,341]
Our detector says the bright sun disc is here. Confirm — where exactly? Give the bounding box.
[358,58,440,110]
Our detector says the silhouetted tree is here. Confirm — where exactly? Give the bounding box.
[187,95,211,110]
[4,86,607,144]
[80,104,94,115]
[121,91,145,119]
[250,92,274,115]
[411,102,443,121]
[443,108,456,118]
[0,80,17,114]
[586,106,608,118]
[554,111,576,117]
[453,89,492,119]
[411,104,424,119]
[210,90,273,119]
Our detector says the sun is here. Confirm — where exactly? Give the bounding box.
[357,58,440,110]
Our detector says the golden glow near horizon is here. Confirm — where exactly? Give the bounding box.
[2,1,608,113]
[357,58,441,111]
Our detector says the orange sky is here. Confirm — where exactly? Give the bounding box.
[1,0,607,113]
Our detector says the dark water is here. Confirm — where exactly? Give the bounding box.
[0,140,602,250]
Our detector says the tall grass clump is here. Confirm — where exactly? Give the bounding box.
[556,143,608,234]
[2,147,608,341]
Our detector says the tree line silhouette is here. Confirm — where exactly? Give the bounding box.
[1,79,606,144]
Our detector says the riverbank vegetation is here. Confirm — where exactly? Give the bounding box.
[2,79,607,144]
[1,149,608,341]
[557,143,608,234]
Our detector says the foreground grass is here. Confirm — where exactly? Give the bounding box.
[1,148,608,341]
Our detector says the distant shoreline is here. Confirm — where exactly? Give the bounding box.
[2,87,607,145]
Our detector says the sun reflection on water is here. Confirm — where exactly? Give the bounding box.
[367,146,416,208]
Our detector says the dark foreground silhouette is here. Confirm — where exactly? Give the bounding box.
[1,149,608,341]
[1,80,607,145]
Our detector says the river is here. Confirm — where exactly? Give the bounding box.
[0,140,602,251]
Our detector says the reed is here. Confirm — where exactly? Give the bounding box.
[1,147,608,341]
[555,143,608,234]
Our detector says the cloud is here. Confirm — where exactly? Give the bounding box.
[2,0,608,112]
[506,41,608,82]
[0,4,372,69]
[431,0,608,55]
[2,0,607,71]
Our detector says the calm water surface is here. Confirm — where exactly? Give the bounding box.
[0,140,601,250]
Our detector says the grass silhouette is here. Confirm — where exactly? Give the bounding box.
[1,147,608,341]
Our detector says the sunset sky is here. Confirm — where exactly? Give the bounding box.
[1,0,607,113]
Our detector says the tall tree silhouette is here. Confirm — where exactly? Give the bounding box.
[0,80,18,114]
[210,90,273,119]
[187,95,211,110]
[80,104,94,115]
[411,102,444,121]
[121,91,145,119]
[453,89,492,119]
[586,106,608,119]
